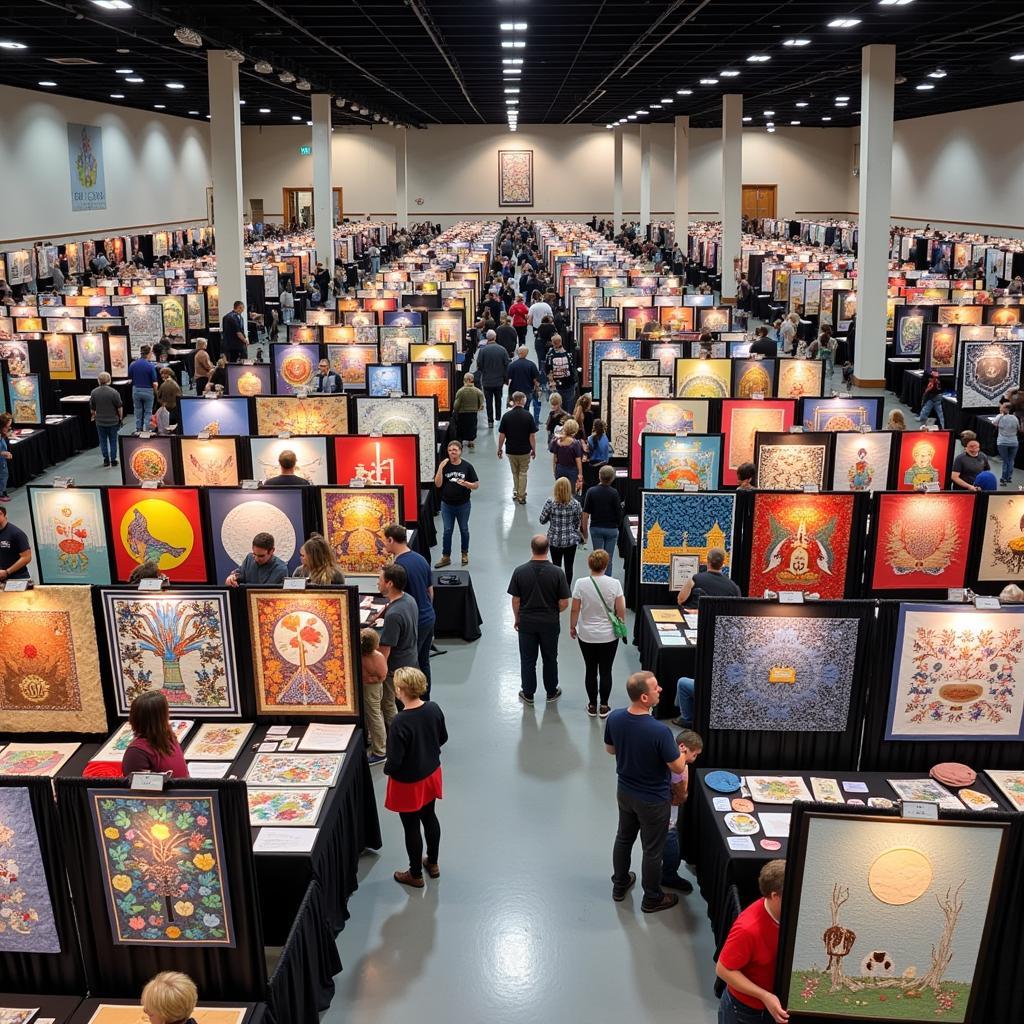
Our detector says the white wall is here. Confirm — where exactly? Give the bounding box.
[0,84,211,245]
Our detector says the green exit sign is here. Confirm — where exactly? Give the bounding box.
[298,145,311,156]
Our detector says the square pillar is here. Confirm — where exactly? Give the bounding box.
[673,115,690,254]
[613,127,623,233]
[639,124,651,236]
[311,94,333,270]
[721,94,743,301]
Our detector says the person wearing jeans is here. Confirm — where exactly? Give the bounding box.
[570,548,625,717]
[918,371,946,429]
[995,401,1020,485]
[0,415,11,500]
[433,441,478,568]
[674,676,695,727]
[582,464,624,575]
[127,345,158,433]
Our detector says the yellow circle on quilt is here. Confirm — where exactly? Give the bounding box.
[119,498,194,569]
[868,847,932,906]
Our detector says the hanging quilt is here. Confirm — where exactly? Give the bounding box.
[978,493,1024,581]
[320,487,400,576]
[206,488,305,582]
[333,434,420,520]
[627,397,710,478]
[254,396,348,437]
[673,358,731,398]
[354,396,437,482]
[180,438,239,487]
[639,491,736,585]
[641,433,723,491]
[721,400,795,485]
[831,432,893,492]
[28,486,111,585]
[960,340,1022,408]
[607,374,671,458]
[776,358,824,399]
[896,431,952,491]
[755,436,829,491]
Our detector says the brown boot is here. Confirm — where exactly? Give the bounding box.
[434,556,451,568]
[461,552,469,566]
[394,870,424,888]
[422,858,440,879]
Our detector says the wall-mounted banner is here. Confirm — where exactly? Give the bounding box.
[67,122,107,211]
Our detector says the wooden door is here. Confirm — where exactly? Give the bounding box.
[742,184,777,221]
[281,187,344,229]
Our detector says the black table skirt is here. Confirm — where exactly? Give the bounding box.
[899,367,953,414]
[636,606,696,719]
[619,520,638,610]
[940,394,975,434]
[417,486,437,550]
[59,395,98,448]
[0,994,83,1024]
[46,415,85,463]
[432,569,483,641]
[885,357,918,395]
[8,429,48,487]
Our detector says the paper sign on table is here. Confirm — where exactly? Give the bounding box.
[758,812,792,838]
[253,827,320,853]
[650,608,683,623]
[266,726,291,736]
[712,796,732,812]
[727,836,755,851]
[299,722,356,752]
[842,781,869,793]
[660,635,687,646]
[257,741,279,752]
[188,762,232,779]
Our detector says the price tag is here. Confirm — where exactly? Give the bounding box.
[139,431,152,439]
[947,588,966,603]
[348,477,366,487]
[198,431,210,440]
[901,800,939,820]
[4,580,29,592]
[801,483,819,493]
[681,482,698,492]
[389,390,403,399]
[241,479,259,489]
[130,771,167,792]
[243,359,254,365]
[751,391,765,401]
[923,481,940,492]
[778,590,804,604]
[138,577,163,591]
[975,595,1001,609]
[283,577,307,590]
[141,479,160,489]
[277,431,291,439]
[674,430,690,438]
[858,424,872,433]
[370,431,382,438]
[203,392,219,399]
[791,425,803,433]
[52,476,73,488]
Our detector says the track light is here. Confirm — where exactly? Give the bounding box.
[254,60,273,74]
[278,70,295,83]
[173,26,203,48]
[296,79,311,91]
[225,49,244,64]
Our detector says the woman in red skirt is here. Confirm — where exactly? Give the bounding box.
[385,667,448,888]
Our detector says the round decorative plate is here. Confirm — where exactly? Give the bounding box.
[236,370,264,397]
[724,812,760,836]
[731,798,755,813]
[130,445,168,482]
[281,353,313,387]
[930,762,976,787]
[759,839,782,852]
[705,771,741,793]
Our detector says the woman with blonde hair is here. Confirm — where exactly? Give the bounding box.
[572,393,595,438]
[539,476,583,582]
[141,971,198,1024]
[545,391,566,438]
[293,533,345,584]
[549,417,584,492]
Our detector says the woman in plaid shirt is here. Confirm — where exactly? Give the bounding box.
[539,477,583,583]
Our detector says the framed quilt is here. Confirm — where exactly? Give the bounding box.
[939,303,984,326]
[721,400,796,486]
[354,396,437,482]
[0,744,79,777]
[28,485,112,584]
[650,342,685,377]
[885,603,1024,741]
[206,488,305,582]
[870,491,974,591]
[624,306,658,340]
[581,326,622,387]
[985,769,1024,811]
[607,374,670,458]
[367,363,406,397]
[243,752,343,787]
[248,590,358,716]
[76,333,107,378]
[598,359,659,417]
[894,308,929,356]
[334,433,419,520]
[977,493,1024,582]
[411,361,453,413]
[0,786,61,953]
[105,487,208,583]
[378,326,417,365]
[328,343,377,389]
[120,436,176,486]
[225,363,271,398]
[747,492,855,599]
[641,433,723,491]
[247,787,327,827]
[273,343,320,395]
[89,790,235,946]
[0,586,106,733]
[988,304,1023,328]
[628,397,710,478]
[591,344,642,401]
[831,431,894,492]
[184,723,253,761]
[674,358,731,399]
[896,430,952,491]
[249,435,328,485]
[776,358,824,399]
[101,589,239,717]
[8,375,42,424]
[409,343,454,364]
[285,326,319,346]
[254,395,348,437]
[45,333,75,379]
[924,324,957,371]
[426,311,463,348]
[180,438,240,487]
[731,359,776,399]
[320,486,401,576]
[639,491,736,585]
[801,397,881,432]
[179,398,251,438]
[777,812,1007,1023]
[959,340,1022,408]
[498,150,533,206]
[754,433,830,491]
[698,307,731,333]
[658,305,695,331]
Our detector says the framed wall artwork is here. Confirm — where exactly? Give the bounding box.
[831,431,894,492]
[75,333,107,379]
[426,311,463,349]
[320,486,401,576]
[754,433,830,491]
[333,434,419,521]
[987,304,1023,328]
[28,485,112,584]
[698,307,731,332]
[105,487,208,583]
[328,343,377,389]
[894,307,929,356]
[777,811,1007,1023]
[607,374,671,457]
[720,400,796,486]
[747,492,856,599]
[870,491,975,591]
[253,396,348,436]
[731,358,776,399]
[89,789,235,947]
[896,430,953,491]
[977,493,1024,582]
[708,611,861,731]
[885,603,1024,741]
[673,358,731,398]
[45,333,75,380]
[498,149,533,206]
[0,585,107,734]
[411,361,453,413]
[205,487,305,582]
[801,397,882,432]
[639,490,736,585]
[959,340,1022,408]
[225,363,272,398]
[776,358,824,399]
[8,374,42,424]
[641,433,723,491]
[939,303,984,326]
[627,397,710,478]
[367,363,406,397]
[179,398,252,438]
[409,343,454,364]
[101,589,240,717]
[180,438,240,487]
[0,786,61,953]
[273,343,320,395]
[249,435,328,485]
[924,324,957,371]
[378,327,416,365]
[591,342,641,400]
[120,436,176,486]
[247,590,358,716]
[286,326,319,345]
[354,396,437,482]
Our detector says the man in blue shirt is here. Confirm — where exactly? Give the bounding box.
[507,346,542,425]
[604,671,690,914]
[127,345,158,433]
[384,524,437,698]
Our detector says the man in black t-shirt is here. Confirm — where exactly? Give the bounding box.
[497,392,537,504]
[749,326,778,360]
[507,535,571,703]
[0,507,31,581]
[544,335,577,411]
[676,547,741,608]
[433,441,479,568]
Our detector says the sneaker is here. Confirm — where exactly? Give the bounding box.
[518,495,527,504]
[468,442,475,449]
[422,858,440,879]
[662,875,694,894]
[672,717,692,728]
[461,552,469,566]
[394,870,425,889]
[0,495,9,503]
[641,892,679,914]
[599,704,611,718]
[612,871,636,902]
[434,556,451,568]
[367,754,386,766]
[111,460,118,467]
[587,703,597,717]
[103,458,110,467]
[547,688,562,703]
[518,690,534,705]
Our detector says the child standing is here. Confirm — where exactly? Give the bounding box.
[662,729,703,892]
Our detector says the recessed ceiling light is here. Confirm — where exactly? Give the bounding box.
[115,68,134,74]
[499,21,527,30]
[790,120,800,125]
[506,99,518,105]
[915,83,934,90]
[239,99,246,105]
[699,78,718,85]
[153,104,165,109]
[636,109,649,115]
[502,58,523,65]
[676,89,693,96]
[189,110,199,115]
[660,98,673,103]
[109,93,124,99]
[879,0,914,5]
[763,110,775,116]
[38,80,57,87]
[835,95,850,101]
[783,39,810,46]
[0,41,28,49]
[166,82,185,89]
[747,55,771,63]
[259,107,271,113]
[627,114,637,120]
[650,103,662,109]
[828,17,861,28]
[720,70,740,77]
[835,102,848,107]
[278,71,295,83]
[125,77,143,83]
[117,47,130,53]
[795,101,808,107]
[503,68,521,75]
[501,40,526,48]
[766,127,775,133]
[766,121,775,127]
[91,0,132,9]
[742,116,752,122]
[927,70,946,78]
[822,116,832,121]
[1012,53,1024,61]
[504,88,519,93]
[254,60,273,74]
[291,115,302,121]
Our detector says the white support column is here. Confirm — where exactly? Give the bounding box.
[854,44,896,386]
[395,126,409,231]
[639,124,651,237]
[311,94,333,269]
[720,94,743,301]
[206,50,246,325]
[612,127,623,233]
[673,115,690,254]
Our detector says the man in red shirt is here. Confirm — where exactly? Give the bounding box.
[716,859,789,1023]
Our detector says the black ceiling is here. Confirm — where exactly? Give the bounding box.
[0,0,1022,129]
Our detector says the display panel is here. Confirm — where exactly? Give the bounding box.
[253,395,348,437]
[180,437,240,487]
[755,433,830,490]
[959,340,1022,408]
[45,333,75,379]
[333,433,419,521]
[354,396,437,482]
[28,485,112,584]
[225,364,271,397]
[776,358,824,399]
[641,433,723,491]
[366,363,405,397]
[732,358,776,399]
[673,358,731,398]
[206,488,304,582]
[249,435,327,485]
[8,374,42,424]
[627,397,710,478]
[721,400,796,486]
[606,374,670,458]
[179,398,251,437]
[411,361,453,413]
[801,397,881,432]
[831,431,893,492]
[273,343,320,395]
[978,493,1024,582]
[320,487,400,576]
[591,344,642,401]
[120,436,176,486]
[639,490,736,585]
[924,324,957,371]
[896,431,952,491]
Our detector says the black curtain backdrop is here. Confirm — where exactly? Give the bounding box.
[693,598,877,771]
[0,777,86,994]
[860,600,1024,771]
[55,777,267,1001]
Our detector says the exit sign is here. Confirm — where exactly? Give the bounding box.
[298,145,311,156]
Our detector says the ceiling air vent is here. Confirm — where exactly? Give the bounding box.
[46,57,101,65]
